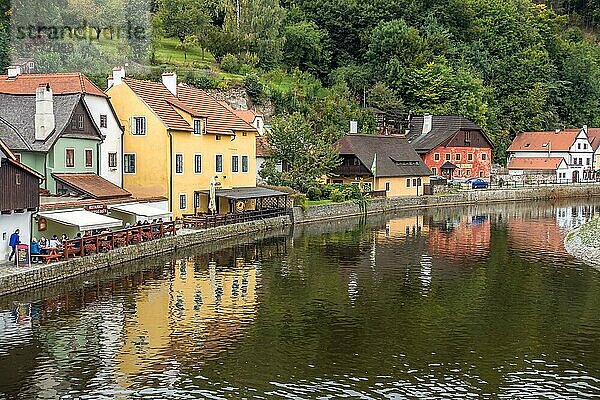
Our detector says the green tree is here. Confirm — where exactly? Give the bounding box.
[283,20,330,76]
[0,0,9,69]
[261,112,341,192]
[156,0,211,59]
[368,82,404,115]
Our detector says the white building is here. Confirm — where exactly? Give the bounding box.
[507,127,595,183]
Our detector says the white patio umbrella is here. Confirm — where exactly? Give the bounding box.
[209,176,217,214]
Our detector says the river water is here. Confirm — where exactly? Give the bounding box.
[1,200,599,399]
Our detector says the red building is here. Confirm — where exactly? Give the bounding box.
[406,115,493,180]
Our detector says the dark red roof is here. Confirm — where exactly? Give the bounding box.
[508,130,579,152]
[507,157,565,170]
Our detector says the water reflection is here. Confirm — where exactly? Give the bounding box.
[1,200,599,399]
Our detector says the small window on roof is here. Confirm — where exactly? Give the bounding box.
[524,143,530,148]
[542,143,548,148]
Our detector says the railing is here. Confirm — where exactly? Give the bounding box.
[182,208,290,230]
[61,221,177,260]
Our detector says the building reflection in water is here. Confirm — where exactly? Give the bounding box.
[116,250,260,390]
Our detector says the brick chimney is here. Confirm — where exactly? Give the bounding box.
[35,84,55,141]
[422,113,433,135]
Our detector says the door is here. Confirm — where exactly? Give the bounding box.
[572,170,579,183]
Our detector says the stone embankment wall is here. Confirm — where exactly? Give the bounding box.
[293,184,600,223]
[564,217,600,269]
[0,216,290,296]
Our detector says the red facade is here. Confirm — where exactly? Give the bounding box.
[423,145,492,179]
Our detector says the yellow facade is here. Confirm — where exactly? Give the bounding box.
[107,83,257,218]
[333,175,431,197]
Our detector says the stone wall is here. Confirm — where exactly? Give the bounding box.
[293,184,600,224]
[564,217,600,269]
[0,216,290,296]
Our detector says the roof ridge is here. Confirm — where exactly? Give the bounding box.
[0,114,33,151]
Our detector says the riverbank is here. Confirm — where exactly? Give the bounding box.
[293,183,600,223]
[564,217,600,268]
[3,183,600,296]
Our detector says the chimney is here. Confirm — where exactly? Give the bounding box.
[35,84,55,141]
[108,66,125,88]
[422,113,433,135]
[162,72,177,96]
[583,125,588,134]
[349,120,358,134]
[7,66,21,79]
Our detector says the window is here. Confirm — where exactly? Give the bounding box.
[445,153,451,161]
[481,153,487,161]
[412,178,417,187]
[467,153,473,161]
[175,153,184,174]
[14,153,21,162]
[417,178,422,186]
[431,167,437,175]
[455,153,461,161]
[194,154,202,174]
[179,193,187,210]
[215,154,223,173]
[479,171,484,178]
[193,119,203,135]
[385,181,391,192]
[362,182,372,192]
[84,149,93,168]
[587,158,591,166]
[406,179,411,188]
[15,173,21,186]
[216,135,221,140]
[108,152,117,168]
[65,148,75,168]
[465,131,471,144]
[232,155,239,173]
[434,153,440,161]
[578,143,581,149]
[124,153,136,174]
[466,169,471,176]
[584,143,588,149]
[100,114,107,128]
[242,155,249,172]
[71,114,84,130]
[132,116,146,135]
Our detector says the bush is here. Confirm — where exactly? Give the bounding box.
[290,192,307,207]
[220,54,240,74]
[306,185,323,201]
[183,71,221,89]
[244,73,265,103]
[329,188,346,203]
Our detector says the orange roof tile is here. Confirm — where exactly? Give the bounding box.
[232,109,259,124]
[507,157,565,170]
[508,130,579,152]
[177,86,256,134]
[52,173,131,199]
[0,73,106,97]
[584,128,600,151]
[122,78,192,131]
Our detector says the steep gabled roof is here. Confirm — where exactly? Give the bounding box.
[507,130,580,152]
[122,78,192,131]
[0,73,107,97]
[581,128,600,151]
[0,93,101,152]
[406,115,487,152]
[335,134,431,177]
[177,86,256,134]
[0,136,44,179]
[507,157,566,170]
[120,79,257,135]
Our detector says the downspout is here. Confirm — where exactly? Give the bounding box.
[168,131,173,213]
[43,154,48,190]
[96,141,101,175]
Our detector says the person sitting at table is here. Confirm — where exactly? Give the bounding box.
[73,233,82,248]
[30,238,41,262]
[49,235,60,249]
[39,236,48,252]
[60,234,68,243]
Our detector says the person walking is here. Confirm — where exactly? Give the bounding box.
[8,229,20,262]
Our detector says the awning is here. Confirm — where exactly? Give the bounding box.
[109,203,172,219]
[38,210,123,231]
[196,187,288,200]
[440,161,458,170]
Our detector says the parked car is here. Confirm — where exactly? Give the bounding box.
[465,178,489,189]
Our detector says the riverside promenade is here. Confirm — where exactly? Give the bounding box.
[3,183,600,296]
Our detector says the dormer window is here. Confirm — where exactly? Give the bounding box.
[193,118,204,135]
[524,143,530,148]
[71,114,84,130]
[542,143,548,148]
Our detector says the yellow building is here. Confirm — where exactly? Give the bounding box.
[329,134,431,196]
[106,69,259,217]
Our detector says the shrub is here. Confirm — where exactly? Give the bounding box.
[290,192,307,207]
[329,188,346,203]
[306,185,323,201]
[244,73,265,103]
[220,54,240,74]
[184,71,221,89]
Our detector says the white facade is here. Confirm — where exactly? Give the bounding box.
[84,94,123,187]
[0,211,34,261]
[508,129,594,183]
[508,160,569,182]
